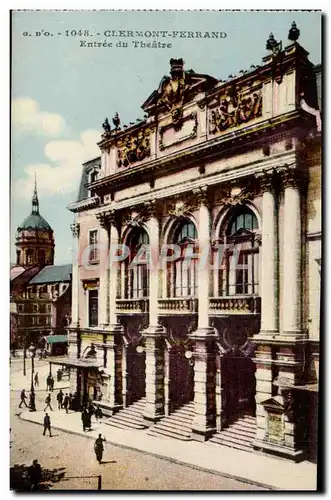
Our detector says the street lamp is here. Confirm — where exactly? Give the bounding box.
[28,343,36,411]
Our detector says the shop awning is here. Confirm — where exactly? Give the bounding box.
[45,335,68,344]
[47,356,102,369]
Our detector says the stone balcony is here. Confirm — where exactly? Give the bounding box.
[209,296,261,315]
[116,298,149,314]
[158,298,198,315]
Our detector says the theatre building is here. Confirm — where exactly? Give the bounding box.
[67,25,321,462]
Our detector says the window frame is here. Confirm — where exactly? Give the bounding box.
[88,228,99,264]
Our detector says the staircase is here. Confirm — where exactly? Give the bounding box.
[104,398,148,430]
[147,402,195,441]
[209,413,256,452]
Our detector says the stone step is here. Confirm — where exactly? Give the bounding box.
[210,432,254,448]
[209,437,253,453]
[148,427,191,441]
[152,420,192,434]
[164,414,194,426]
[107,412,145,426]
[221,427,256,440]
[105,419,146,431]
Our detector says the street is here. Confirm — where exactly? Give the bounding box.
[10,358,266,491]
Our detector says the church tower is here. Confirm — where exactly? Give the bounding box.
[15,176,55,268]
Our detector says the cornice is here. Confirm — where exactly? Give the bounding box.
[67,196,100,214]
[94,150,296,214]
[89,110,309,196]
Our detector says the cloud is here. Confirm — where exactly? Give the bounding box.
[12,129,101,199]
[12,97,66,136]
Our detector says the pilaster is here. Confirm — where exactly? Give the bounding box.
[143,325,166,423]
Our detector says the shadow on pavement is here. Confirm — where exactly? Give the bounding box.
[10,463,66,491]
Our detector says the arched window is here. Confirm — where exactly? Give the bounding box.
[171,221,198,297]
[39,249,45,266]
[217,207,259,296]
[26,248,33,266]
[126,228,149,299]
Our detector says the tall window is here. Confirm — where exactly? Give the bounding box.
[39,249,45,266]
[16,250,20,265]
[26,249,33,266]
[89,170,99,197]
[89,230,99,262]
[126,229,149,298]
[218,207,259,296]
[89,289,98,327]
[172,221,198,297]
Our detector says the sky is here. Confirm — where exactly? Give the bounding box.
[11,10,322,265]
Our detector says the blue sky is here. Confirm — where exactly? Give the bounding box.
[11,10,322,264]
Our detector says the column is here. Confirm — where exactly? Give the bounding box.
[96,213,110,328]
[107,212,125,410]
[190,187,217,441]
[258,171,279,335]
[281,169,303,337]
[69,222,80,359]
[143,207,166,423]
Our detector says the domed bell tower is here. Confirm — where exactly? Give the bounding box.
[15,175,55,269]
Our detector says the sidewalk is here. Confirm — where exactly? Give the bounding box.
[19,408,317,491]
[10,360,70,392]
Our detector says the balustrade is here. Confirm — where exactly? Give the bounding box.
[209,296,261,314]
[116,298,149,313]
[158,298,198,314]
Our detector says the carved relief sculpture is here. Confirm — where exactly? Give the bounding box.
[117,128,151,167]
[209,88,262,134]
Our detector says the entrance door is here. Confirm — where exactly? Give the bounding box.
[169,346,194,412]
[221,349,256,424]
[127,345,146,405]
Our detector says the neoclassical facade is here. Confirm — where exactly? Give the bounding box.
[67,27,321,462]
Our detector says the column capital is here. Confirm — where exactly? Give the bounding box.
[256,169,278,194]
[192,185,212,209]
[70,222,80,237]
[277,167,306,190]
[96,209,116,230]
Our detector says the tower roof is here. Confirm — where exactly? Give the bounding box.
[17,175,52,231]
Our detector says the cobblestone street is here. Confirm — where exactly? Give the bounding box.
[10,359,266,491]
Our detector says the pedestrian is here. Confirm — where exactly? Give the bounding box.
[56,389,64,410]
[50,376,54,392]
[46,375,51,392]
[19,389,28,408]
[68,393,73,410]
[63,393,70,414]
[34,372,39,387]
[88,401,95,420]
[94,434,106,463]
[27,459,42,491]
[43,413,52,437]
[81,408,89,432]
[94,405,103,423]
[44,393,53,411]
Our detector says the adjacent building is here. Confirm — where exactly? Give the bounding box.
[66,25,321,462]
[10,180,72,354]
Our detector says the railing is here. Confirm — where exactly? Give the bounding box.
[209,296,261,314]
[116,298,149,313]
[28,293,50,300]
[158,298,198,314]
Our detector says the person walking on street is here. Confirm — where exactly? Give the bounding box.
[19,389,28,408]
[44,393,53,411]
[63,393,70,414]
[46,375,51,392]
[68,393,73,410]
[34,372,39,387]
[95,405,103,423]
[81,408,89,432]
[27,459,42,491]
[49,376,54,392]
[56,390,64,410]
[43,413,52,437]
[94,434,106,463]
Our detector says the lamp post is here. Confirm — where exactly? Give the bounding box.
[28,343,36,411]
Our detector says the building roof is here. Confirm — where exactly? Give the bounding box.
[18,213,52,231]
[29,264,72,284]
[10,265,26,281]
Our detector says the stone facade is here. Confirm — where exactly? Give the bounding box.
[67,33,321,461]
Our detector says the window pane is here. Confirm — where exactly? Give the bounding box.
[89,290,98,327]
